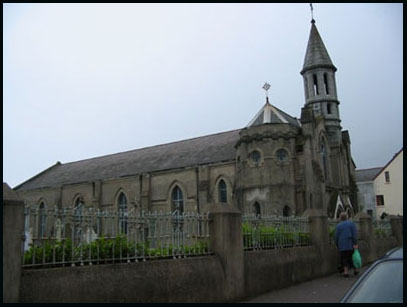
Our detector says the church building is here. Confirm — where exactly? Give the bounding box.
[15,18,357,219]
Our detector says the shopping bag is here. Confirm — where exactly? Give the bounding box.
[352,248,362,268]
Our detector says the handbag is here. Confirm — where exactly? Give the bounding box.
[352,248,362,268]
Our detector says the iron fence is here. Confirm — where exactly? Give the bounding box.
[22,205,212,269]
[242,214,311,250]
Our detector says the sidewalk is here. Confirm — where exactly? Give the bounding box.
[240,266,368,303]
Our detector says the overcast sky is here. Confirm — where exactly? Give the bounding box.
[3,3,403,188]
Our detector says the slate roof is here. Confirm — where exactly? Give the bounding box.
[15,129,241,191]
[301,21,336,74]
[247,100,301,128]
[354,167,383,182]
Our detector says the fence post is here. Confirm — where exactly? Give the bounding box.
[355,212,375,264]
[389,215,403,246]
[303,209,330,275]
[208,204,244,302]
[2,183,25,303]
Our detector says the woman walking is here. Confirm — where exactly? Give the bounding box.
[334,212,359,277]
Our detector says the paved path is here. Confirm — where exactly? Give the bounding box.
[240,266,368,303]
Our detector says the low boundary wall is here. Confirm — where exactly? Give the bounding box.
[21,255,225,303]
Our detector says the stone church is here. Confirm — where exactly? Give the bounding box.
[15,19,357,219]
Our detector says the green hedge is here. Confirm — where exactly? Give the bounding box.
[23,235,210,266]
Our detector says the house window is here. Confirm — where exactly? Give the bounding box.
[118,192,128,234]
[250,150,261,163]
[38,202,46,238]
[376,195,385,207]
[218,179,227,203]
[172,186,184,214]
[384,171,390,183]
[252,202,261,217]
[276,148,288,162]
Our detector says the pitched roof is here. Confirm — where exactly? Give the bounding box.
[15,129,241,191]
[355,167,383,182]
[301,21,336,74]
[373,148,403,180]
[247,99,301,128]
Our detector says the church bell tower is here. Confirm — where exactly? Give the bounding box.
[300,19,342,144]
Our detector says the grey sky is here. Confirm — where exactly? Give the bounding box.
[3,3,403,188]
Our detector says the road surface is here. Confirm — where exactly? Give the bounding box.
[240,265,368,303]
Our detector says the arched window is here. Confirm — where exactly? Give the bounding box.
[218,179,227,203]
[250,150,261,163]
[118,192,128,234]
[313,74,319,96]
[252,202,261,217]
[172,186,184,214]
[324,73,329,94]
[327,103,332,115]
[74,198,83,218]
[38,202,46,238]
[283,206,291,217]
[320,140,328,180]
[276,148,288,162]
[73,197,84,241]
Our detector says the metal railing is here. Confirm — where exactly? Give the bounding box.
[373,219,392,238]
[242,214,311,250]
[22,206,212,269]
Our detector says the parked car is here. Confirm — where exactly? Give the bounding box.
[381,246,403,259]
[340,249,403,303]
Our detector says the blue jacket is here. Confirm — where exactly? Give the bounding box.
[334,220,358,251]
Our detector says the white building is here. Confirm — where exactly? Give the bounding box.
[373,149,403,219]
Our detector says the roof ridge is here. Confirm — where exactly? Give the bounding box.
[14,162,61,190]
[355,166,383,171]
[60,128,242,166]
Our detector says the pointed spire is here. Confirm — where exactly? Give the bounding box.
[301,21,336,74]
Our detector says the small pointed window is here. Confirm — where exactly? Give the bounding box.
[253,202,261,217]
[218,179,227,203]
[172,186,184,214]
[118,192,128,234]
[283,206,291,217]
[38,202,46,237]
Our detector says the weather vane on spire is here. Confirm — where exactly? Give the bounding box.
[262,82,271,103]
[310,3,315,23]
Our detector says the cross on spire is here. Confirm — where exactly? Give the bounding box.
[262,82,271,103]
[310,3,315,23]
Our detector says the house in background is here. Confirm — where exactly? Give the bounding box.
[355,167,382,219]
[373,149,403,219]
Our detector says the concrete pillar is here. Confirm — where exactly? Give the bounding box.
[305,209,329,248]
[3,183,25,303]
[390,215,403,246]
[208,204,244,302]
[355,212,375,264]
[303,209,330,275]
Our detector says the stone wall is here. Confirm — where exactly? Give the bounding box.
[20,256,225,303]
